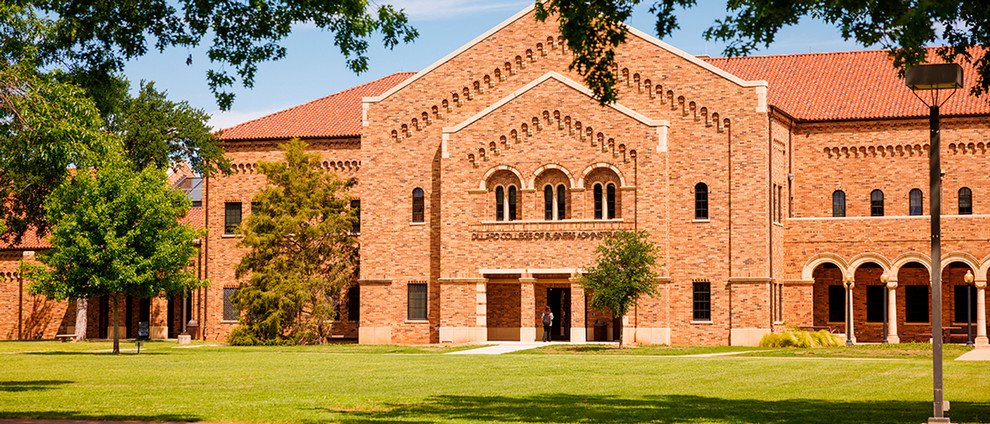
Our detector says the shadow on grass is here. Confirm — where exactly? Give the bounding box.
[327,394,989,424]
[0,411,201,422]
[0,380,72,392]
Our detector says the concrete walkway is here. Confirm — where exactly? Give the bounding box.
[955,347,990,361]
[446,341,618,355]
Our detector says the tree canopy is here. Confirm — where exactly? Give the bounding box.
[21,153,206,353]
[0,1,418,110]
[229,139,358,345]
[581,231,660,348]
[536,0,990,104]
[0,63,111,242]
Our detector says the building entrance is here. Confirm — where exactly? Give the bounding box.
[546,288,570,341]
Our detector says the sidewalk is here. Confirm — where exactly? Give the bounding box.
[446,341,617,355]
[955,346,990,361]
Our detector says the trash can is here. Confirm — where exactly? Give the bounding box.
[593,318,608,341]
[185,319,199,340]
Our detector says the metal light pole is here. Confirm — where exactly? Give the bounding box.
[906,62,963,424]
[881,273,889,344]
[844,275,854,346]
[965,270,974,347]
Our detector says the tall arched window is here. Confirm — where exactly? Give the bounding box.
[544,185,554,220]
[695,183,709,220]
[412,188,425,223]
[495,186,505,221]
[832,190,845,217]
[507,185,517,221]
[593,184,603,219]
[870,190,884,216]
[909,188,923,216]
[556,184,566,220]
[606,183,616,219]
[959,187,973,215]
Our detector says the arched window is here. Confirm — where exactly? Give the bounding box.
[594,184,603,219]
[495,186,505,221]
[870,190,884,216]
[959,187,972,215]
[909,188,923,216]
[544,185,554,220]
[507,186,517,221]
[544,184,569,220]
[695,183,709,220]
[606,183,616,219]
[832,190,845,217]
[412,188,425,223]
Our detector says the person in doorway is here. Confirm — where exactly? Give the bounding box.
[542,306,554,342]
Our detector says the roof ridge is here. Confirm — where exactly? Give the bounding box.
[704,46,953,61]
[221,72,416,133]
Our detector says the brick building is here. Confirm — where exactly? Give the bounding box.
[3,5,988,346]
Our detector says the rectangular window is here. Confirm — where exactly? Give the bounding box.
[692,282,711,321]
[347,285,360,322]
[905,285,929,323]
[865,285,884,323]
[828,285,845,322]
[954,285,976,324]
[222,287,239,321]
[407,283,427,320]
[224,202,242,234]
[350,199,361,233]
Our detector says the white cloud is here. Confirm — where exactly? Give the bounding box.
[208,108,284,132]
[376,0,530,21]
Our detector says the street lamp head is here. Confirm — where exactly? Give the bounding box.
[964,269,974,284]
[905,63,964,91]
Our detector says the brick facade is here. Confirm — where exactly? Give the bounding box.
[3,6,989,346]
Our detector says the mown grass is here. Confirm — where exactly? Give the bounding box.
[513,343,768,356]
[520,342,974,360]
[0,342,986,423]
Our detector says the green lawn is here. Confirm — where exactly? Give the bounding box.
[0,341,987,424]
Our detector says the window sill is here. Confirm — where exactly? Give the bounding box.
[691,219,710,223]
[905,322,932,325]
[220,320,238,324]
[690,320,713,325]
[409,222,427,226]
[773,221,784,227]
[405,319,430,324]
[221,234,242,238]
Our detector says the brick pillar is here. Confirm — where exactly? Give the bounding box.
[569,277,586,343]
[886,280,900,344]
[976,280,988,347]
[520,276,536,342]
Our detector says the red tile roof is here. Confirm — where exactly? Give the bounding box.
[219,72,416,141]
[1,230,49,251]
[704,48,990,121]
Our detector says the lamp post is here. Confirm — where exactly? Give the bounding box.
[843,275,854,346]
[880,273,889,344]
[906,62,963,424]
[965,270,974,347]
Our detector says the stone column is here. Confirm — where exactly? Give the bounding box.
[569,277,586,343]
[976,279,988,347]
[844,276,856,344]
[520,275,536,342]
[886,280,900,344]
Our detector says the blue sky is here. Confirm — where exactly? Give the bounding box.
[122,1,880,130]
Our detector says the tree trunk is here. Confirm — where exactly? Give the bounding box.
[112,295,120,354]
[74,298,87,342]
[618,321,624,349]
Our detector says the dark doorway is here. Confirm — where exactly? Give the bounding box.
[167,294,193,338]
[546,288,570,341]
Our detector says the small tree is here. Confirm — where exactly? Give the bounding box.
[581,230,660,348]
[21,153,206,353]
[229,139,358,345]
